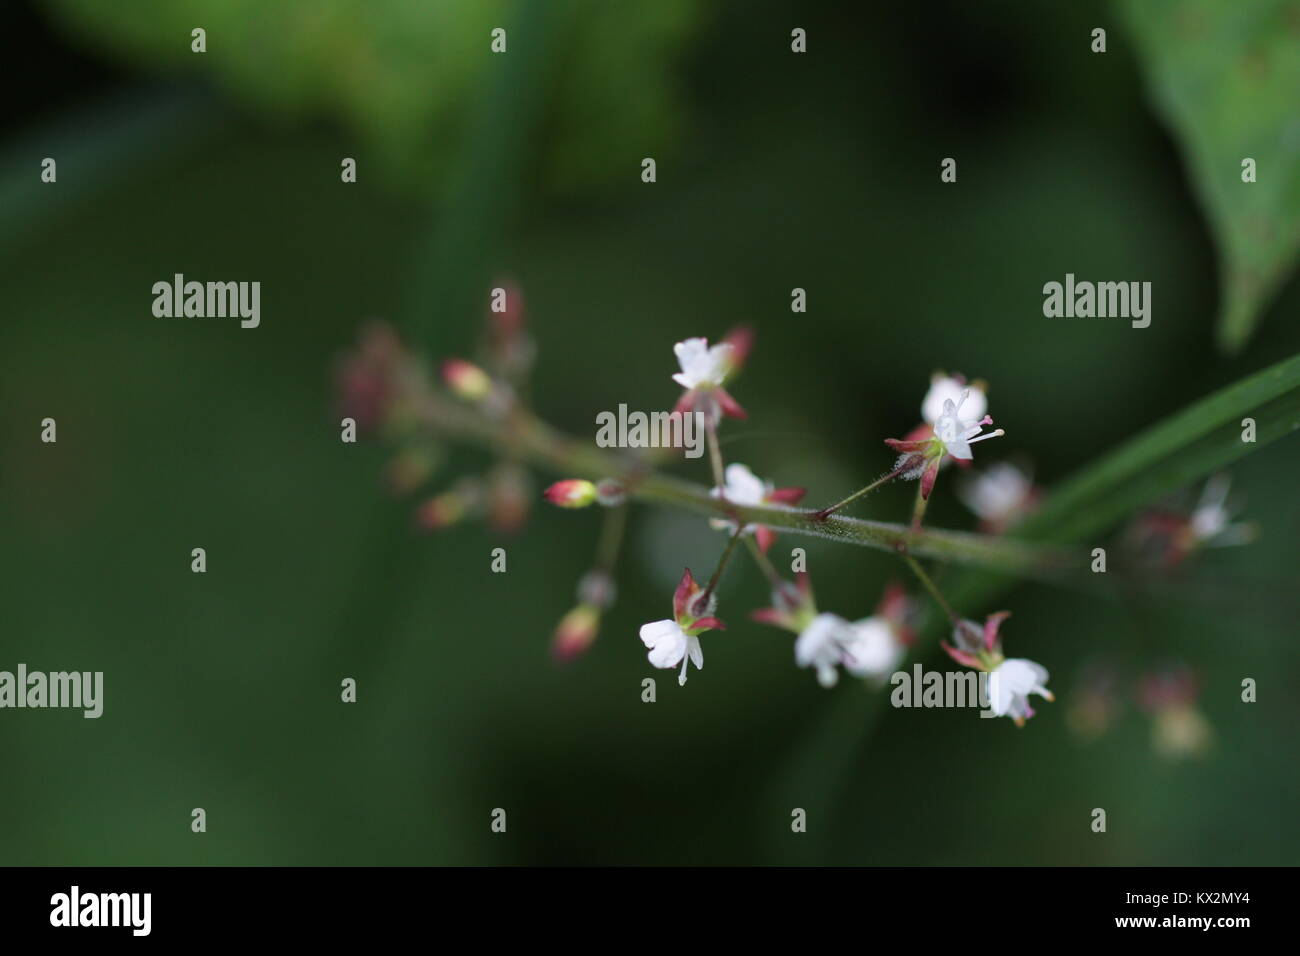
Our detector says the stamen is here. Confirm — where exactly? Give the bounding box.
[967,428,1005,445]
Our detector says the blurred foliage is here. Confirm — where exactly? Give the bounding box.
[3,0,1299,866]
[39,0,704,197]
[1117,0,1300,352]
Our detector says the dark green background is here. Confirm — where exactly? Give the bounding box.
[1,1,1297,864]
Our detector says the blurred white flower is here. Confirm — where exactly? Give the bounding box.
[843,617,906,678]
[959,462,1037,532]
[922,373,986,425]
[795,612,856,688]
[672,337,734,390]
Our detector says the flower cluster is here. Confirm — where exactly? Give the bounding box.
[751,576,915,688]
[339,294,1256,733]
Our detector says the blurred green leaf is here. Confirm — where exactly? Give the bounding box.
[939,348,1300,616]
[1117,0,1300,352]
[1018,348,1300,544]
[41,0,703,196]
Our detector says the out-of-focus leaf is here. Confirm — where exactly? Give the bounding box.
[1117,0,1300,352]
[1018,348,1300,543]
[39,0,703,197]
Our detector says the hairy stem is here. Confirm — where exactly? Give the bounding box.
[814,461,910,519]
[412,394,1077,577]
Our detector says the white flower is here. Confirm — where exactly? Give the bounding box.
[843,616,905,678]
[923,375,986,425]
[639,619,703,686]
[986,658,1053,724]
[932,390,1003,461]
[795,612,856,688]
[709,462,768,533]
[712,462,768,506]
[959,462,1034,526]
[672,337,734,390]
[1188,473,1255,546]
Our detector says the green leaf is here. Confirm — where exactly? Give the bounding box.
[940,348,1300,613]
[1017,348,1300,545]
[40,0,702,198]
[1117,0,1300,352]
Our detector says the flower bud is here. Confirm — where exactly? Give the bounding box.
[487,461,531,532]
[385,445,441,496]
[577,569,616,609]
[415,492,466,531]
[551,604,600,661]
[543,479,597,509]
[415,479,482,531]
[440,359,492,402]
[721,324,754,375]
[335,321,407,433]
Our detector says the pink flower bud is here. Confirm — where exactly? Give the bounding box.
[440,359,492,402]
[552,604,600,661]
[543,479,597,509]
[415,492,466,531]
[721,325,755,373]
[335,321,407,432]
[487,462,531,532]
[385,446,440,495]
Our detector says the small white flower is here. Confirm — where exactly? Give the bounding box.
[923,375,986,425]
[843,616,905,678]
[795,612,856,688]
[932,390,1003,461]
[1188,473,1255,547]
[712,462,768,506]
[639,618,703,686]
[986,658,1053,724]
[709,462,768,533]
[959,462,1035,526]
[672,337,734,390]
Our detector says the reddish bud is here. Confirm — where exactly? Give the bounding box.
[441,359,492,402]
[721,325,755,373]
[551,604,600,661]
[543,479,597,509]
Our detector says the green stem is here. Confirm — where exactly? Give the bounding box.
[595,503,627,572]
[902,553,959,624]
[705,418,726,490]
[743,535,784,589]
[702,527,745,605]
[410,394,1075,577]
[814,461,910,519]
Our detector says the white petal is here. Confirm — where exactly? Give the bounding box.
[702,343,735,383]
[639,619,677,647]
[999,658,1049,693]
[986,669,1015,716]
[922,377,986,425]
[672,338,711,388]
[688,635,704,670]
[795,613,847,666]
[945,438,973,460]
[722,463,767,505]
[844,618,903,676]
